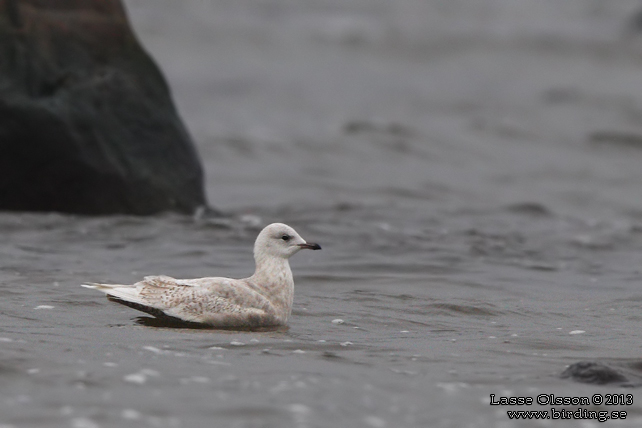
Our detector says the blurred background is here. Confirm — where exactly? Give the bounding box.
[126,0,642,217]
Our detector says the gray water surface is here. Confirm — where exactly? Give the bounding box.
[4,0,642,427]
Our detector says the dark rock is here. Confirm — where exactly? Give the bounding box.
[561,361,636,387]
[0,0,208,215]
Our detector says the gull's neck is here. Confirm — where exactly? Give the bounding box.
[251,253,292,284]
[249,252,295,322]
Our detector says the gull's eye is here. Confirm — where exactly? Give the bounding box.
[281,235,291,241]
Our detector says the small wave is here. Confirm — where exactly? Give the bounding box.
[424,302,502,317]
[504,202,552,217]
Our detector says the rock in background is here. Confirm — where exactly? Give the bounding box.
[0,0,208,215]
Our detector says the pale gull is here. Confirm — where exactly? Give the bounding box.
[81,223,321,327]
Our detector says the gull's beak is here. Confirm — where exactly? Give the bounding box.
[298,242,322,250]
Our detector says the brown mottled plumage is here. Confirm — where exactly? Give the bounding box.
[82,223,321,328]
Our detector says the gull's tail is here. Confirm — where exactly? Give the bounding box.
[81,283,146,305]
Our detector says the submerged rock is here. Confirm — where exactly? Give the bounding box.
[0,0,208,215]
[561,361,638,387]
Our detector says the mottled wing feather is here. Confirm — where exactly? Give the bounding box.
[141,275,195,288]
[135,276,277,325]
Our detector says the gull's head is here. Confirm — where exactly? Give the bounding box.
[254,223,321,260]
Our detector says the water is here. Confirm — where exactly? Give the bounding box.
[3,0,642,426]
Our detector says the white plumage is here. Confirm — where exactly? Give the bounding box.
[82,223,321,328]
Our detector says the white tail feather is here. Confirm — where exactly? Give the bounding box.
[81,283,146,306]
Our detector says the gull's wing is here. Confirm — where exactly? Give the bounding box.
[83,275,279,327]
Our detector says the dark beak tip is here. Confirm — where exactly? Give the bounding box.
[300,243,322,250]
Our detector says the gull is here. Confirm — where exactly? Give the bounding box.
[81,223,321,328]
